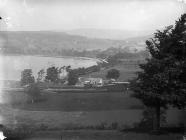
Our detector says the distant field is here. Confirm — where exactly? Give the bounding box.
[86,62,141,81]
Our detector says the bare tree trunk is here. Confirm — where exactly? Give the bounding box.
[153,106,160,132]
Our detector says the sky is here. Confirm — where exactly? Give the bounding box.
[0,0,185,31]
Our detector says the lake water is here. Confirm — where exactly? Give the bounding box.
[0,55,99,81]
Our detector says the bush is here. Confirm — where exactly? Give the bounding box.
[24,83,41,103]
[67,70,79,85]
[106,69,120,80]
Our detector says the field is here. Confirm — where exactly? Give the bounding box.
[0,91,144,129]
[85,62,141,81]
[9,91,143,111]
[1,91,183,131]
[25,130,183,140]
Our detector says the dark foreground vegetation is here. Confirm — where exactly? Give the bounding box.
[130,14,186,132]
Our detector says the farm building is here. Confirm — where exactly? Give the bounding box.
[78,77,103,87]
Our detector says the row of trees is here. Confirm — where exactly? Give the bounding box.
[130,14,186,131]
[20,67,120,86]
[21,67,121,86]
[20,66,77,86]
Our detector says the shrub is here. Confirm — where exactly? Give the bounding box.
[24,83,41,103]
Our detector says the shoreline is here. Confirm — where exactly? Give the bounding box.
[0,53,103,63]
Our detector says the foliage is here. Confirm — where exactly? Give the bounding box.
[37,69,45,82]
[37,65,100,85]
[20,69,35,86]
[67,70,79,85]
[137,107,166,130]
[45,66,59,83]
[130,14,186,131]
[106,69,120,80]
[24,83,41,103]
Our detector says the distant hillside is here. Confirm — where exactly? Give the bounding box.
[65,28,154,40]
[0,31,151,56]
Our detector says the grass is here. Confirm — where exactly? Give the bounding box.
[16,130,184,140]
[2,90,183,131]
[1,90,145,131]
[6,91,143,111]
[85,63,140,81]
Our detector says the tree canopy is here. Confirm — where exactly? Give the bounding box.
[106,69,120,80]
[21,69,35,86]
[45,66,59,83]
[67,70,79,85]
[130,14,186,131]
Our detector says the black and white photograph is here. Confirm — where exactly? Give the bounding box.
[0,0,186,139]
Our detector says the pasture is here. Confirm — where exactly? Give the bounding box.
[25,131,183,140]
[85,62,141,81]
[9,91,143,111]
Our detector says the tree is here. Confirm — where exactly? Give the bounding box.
[67,70,78,85]
[106,69,120,80]
[45,66,59,83]
[24,83,41,103]
[37,69,45,82]
[130,14,186,131]
[21,69,35,86]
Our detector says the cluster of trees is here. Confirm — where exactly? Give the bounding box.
[130,14,186,131]
[21,66,120,89]
[21,64,101,87]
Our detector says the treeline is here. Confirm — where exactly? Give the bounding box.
[21,64,101,86]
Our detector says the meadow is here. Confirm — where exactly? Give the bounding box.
[1,90,183,132]
[85,61,141,81]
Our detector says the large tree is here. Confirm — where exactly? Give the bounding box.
[24,83,41,103]
[130,14,186,131]
[45,66,59,83]
[21,69,35,86]
[67,70,78,85]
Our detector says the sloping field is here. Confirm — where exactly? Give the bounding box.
[85,62,141,81]
[0,91,183,130]
[5,91,143,111]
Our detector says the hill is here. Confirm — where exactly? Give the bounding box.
[0,31,151,56]
[84,60,142,82]
[65,28,153,40]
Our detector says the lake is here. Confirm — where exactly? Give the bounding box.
[0,55,99,81]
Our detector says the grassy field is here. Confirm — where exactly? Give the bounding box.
[85,62,141,81]
[0,91,145,130]
[4,91,143,111]
[1,90,183,131]
[24,130,183,140]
